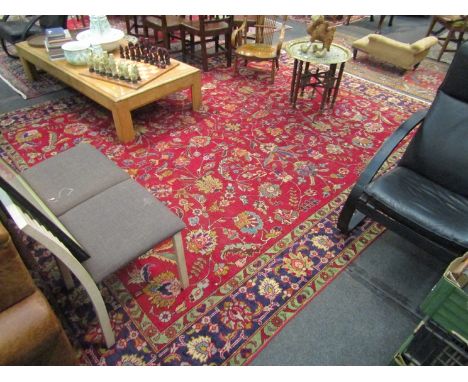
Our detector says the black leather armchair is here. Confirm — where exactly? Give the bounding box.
[337,42,468,262]
[0,15,67,58]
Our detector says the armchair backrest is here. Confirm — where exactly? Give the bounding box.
[399,42,468,197]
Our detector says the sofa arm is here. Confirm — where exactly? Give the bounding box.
[0,223,36,312]
[410,36,438,54]
[0,291,76,365]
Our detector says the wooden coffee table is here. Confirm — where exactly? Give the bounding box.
[15,41,202,143]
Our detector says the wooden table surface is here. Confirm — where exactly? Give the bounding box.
[15,41,202,143]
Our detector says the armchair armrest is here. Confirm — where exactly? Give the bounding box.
[337,109,428,233]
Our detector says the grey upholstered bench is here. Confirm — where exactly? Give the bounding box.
[0,143,188,347]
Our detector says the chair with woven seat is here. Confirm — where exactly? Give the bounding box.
[0,143,189,348]
[232,16,287,83]
[426,15,468,61]
[181,15,234,72]
[143,16,184,52]
[0,15,67,58]
[337,42,468,262]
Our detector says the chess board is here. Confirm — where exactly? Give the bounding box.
[80,60,180,89]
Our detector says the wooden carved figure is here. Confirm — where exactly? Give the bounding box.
[306,15,336,54]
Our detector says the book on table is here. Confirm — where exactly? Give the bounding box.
[45,29,73,61]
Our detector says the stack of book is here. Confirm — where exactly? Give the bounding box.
[45,27,72,60]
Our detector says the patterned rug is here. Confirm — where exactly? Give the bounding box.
[0,51,65,99]
[0,51,428,365]
[332,31,449,102]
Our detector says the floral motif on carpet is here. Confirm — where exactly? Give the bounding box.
[0,60,428,364]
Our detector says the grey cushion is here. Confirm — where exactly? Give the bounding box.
[59,179,186,283]
[22,143,130,216]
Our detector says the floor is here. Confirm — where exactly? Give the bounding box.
[0,16,451,365]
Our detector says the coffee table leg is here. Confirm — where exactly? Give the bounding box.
[191,72,202,111]
[111,107,135,143]
[19,57,38,81]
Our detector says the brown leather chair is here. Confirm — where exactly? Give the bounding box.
[0,220,76,365]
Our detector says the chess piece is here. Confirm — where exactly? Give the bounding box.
[87,52,94,72]
[118,60,126,80]
[158,48,166,68]
[123,63,131,82]
[93,55,100,73]
[129,63,139,83]
[119,45,124,59]
[165,51,171,65]
[124,46,130,60]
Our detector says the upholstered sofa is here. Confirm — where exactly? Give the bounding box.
[352,34,438,70]
[0,220,76,365]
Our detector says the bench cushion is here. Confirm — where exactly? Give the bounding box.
[22,144,129,216]
[59,179,186,283]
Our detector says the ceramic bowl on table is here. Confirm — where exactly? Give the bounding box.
[62,40,91,65]
[76,28,125,52]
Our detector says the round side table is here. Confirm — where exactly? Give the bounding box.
[284,38,351,111]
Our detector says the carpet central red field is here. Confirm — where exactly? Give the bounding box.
[0,57,429,364]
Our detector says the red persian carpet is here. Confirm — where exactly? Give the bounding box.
[0,56,429,365]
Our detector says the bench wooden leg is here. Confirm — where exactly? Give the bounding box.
[172,232,189,289]
[56,258,75,289]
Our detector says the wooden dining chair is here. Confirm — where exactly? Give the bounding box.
[426,15,468,61]
[181,15,234,71]
[232,16,288,83]
[143,16,184,52]
[124,16,146,37]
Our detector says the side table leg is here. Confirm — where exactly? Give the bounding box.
[19,57,38,81]
[111,106,135,143]
[292,60,304,108]
[300,62,310,97]
[326,64,338,104]
[320,69,332,112]
[331,63,346,108]
[191,72,202,111]
[290,59,298,102]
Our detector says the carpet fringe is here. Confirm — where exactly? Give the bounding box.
[0,72,27,99]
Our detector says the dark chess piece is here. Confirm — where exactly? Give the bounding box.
[124,46,130,60]
[119,45,124,59]
[157,48,166,67]
[165,51,171,65]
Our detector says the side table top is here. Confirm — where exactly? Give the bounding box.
[284,37,352,65]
